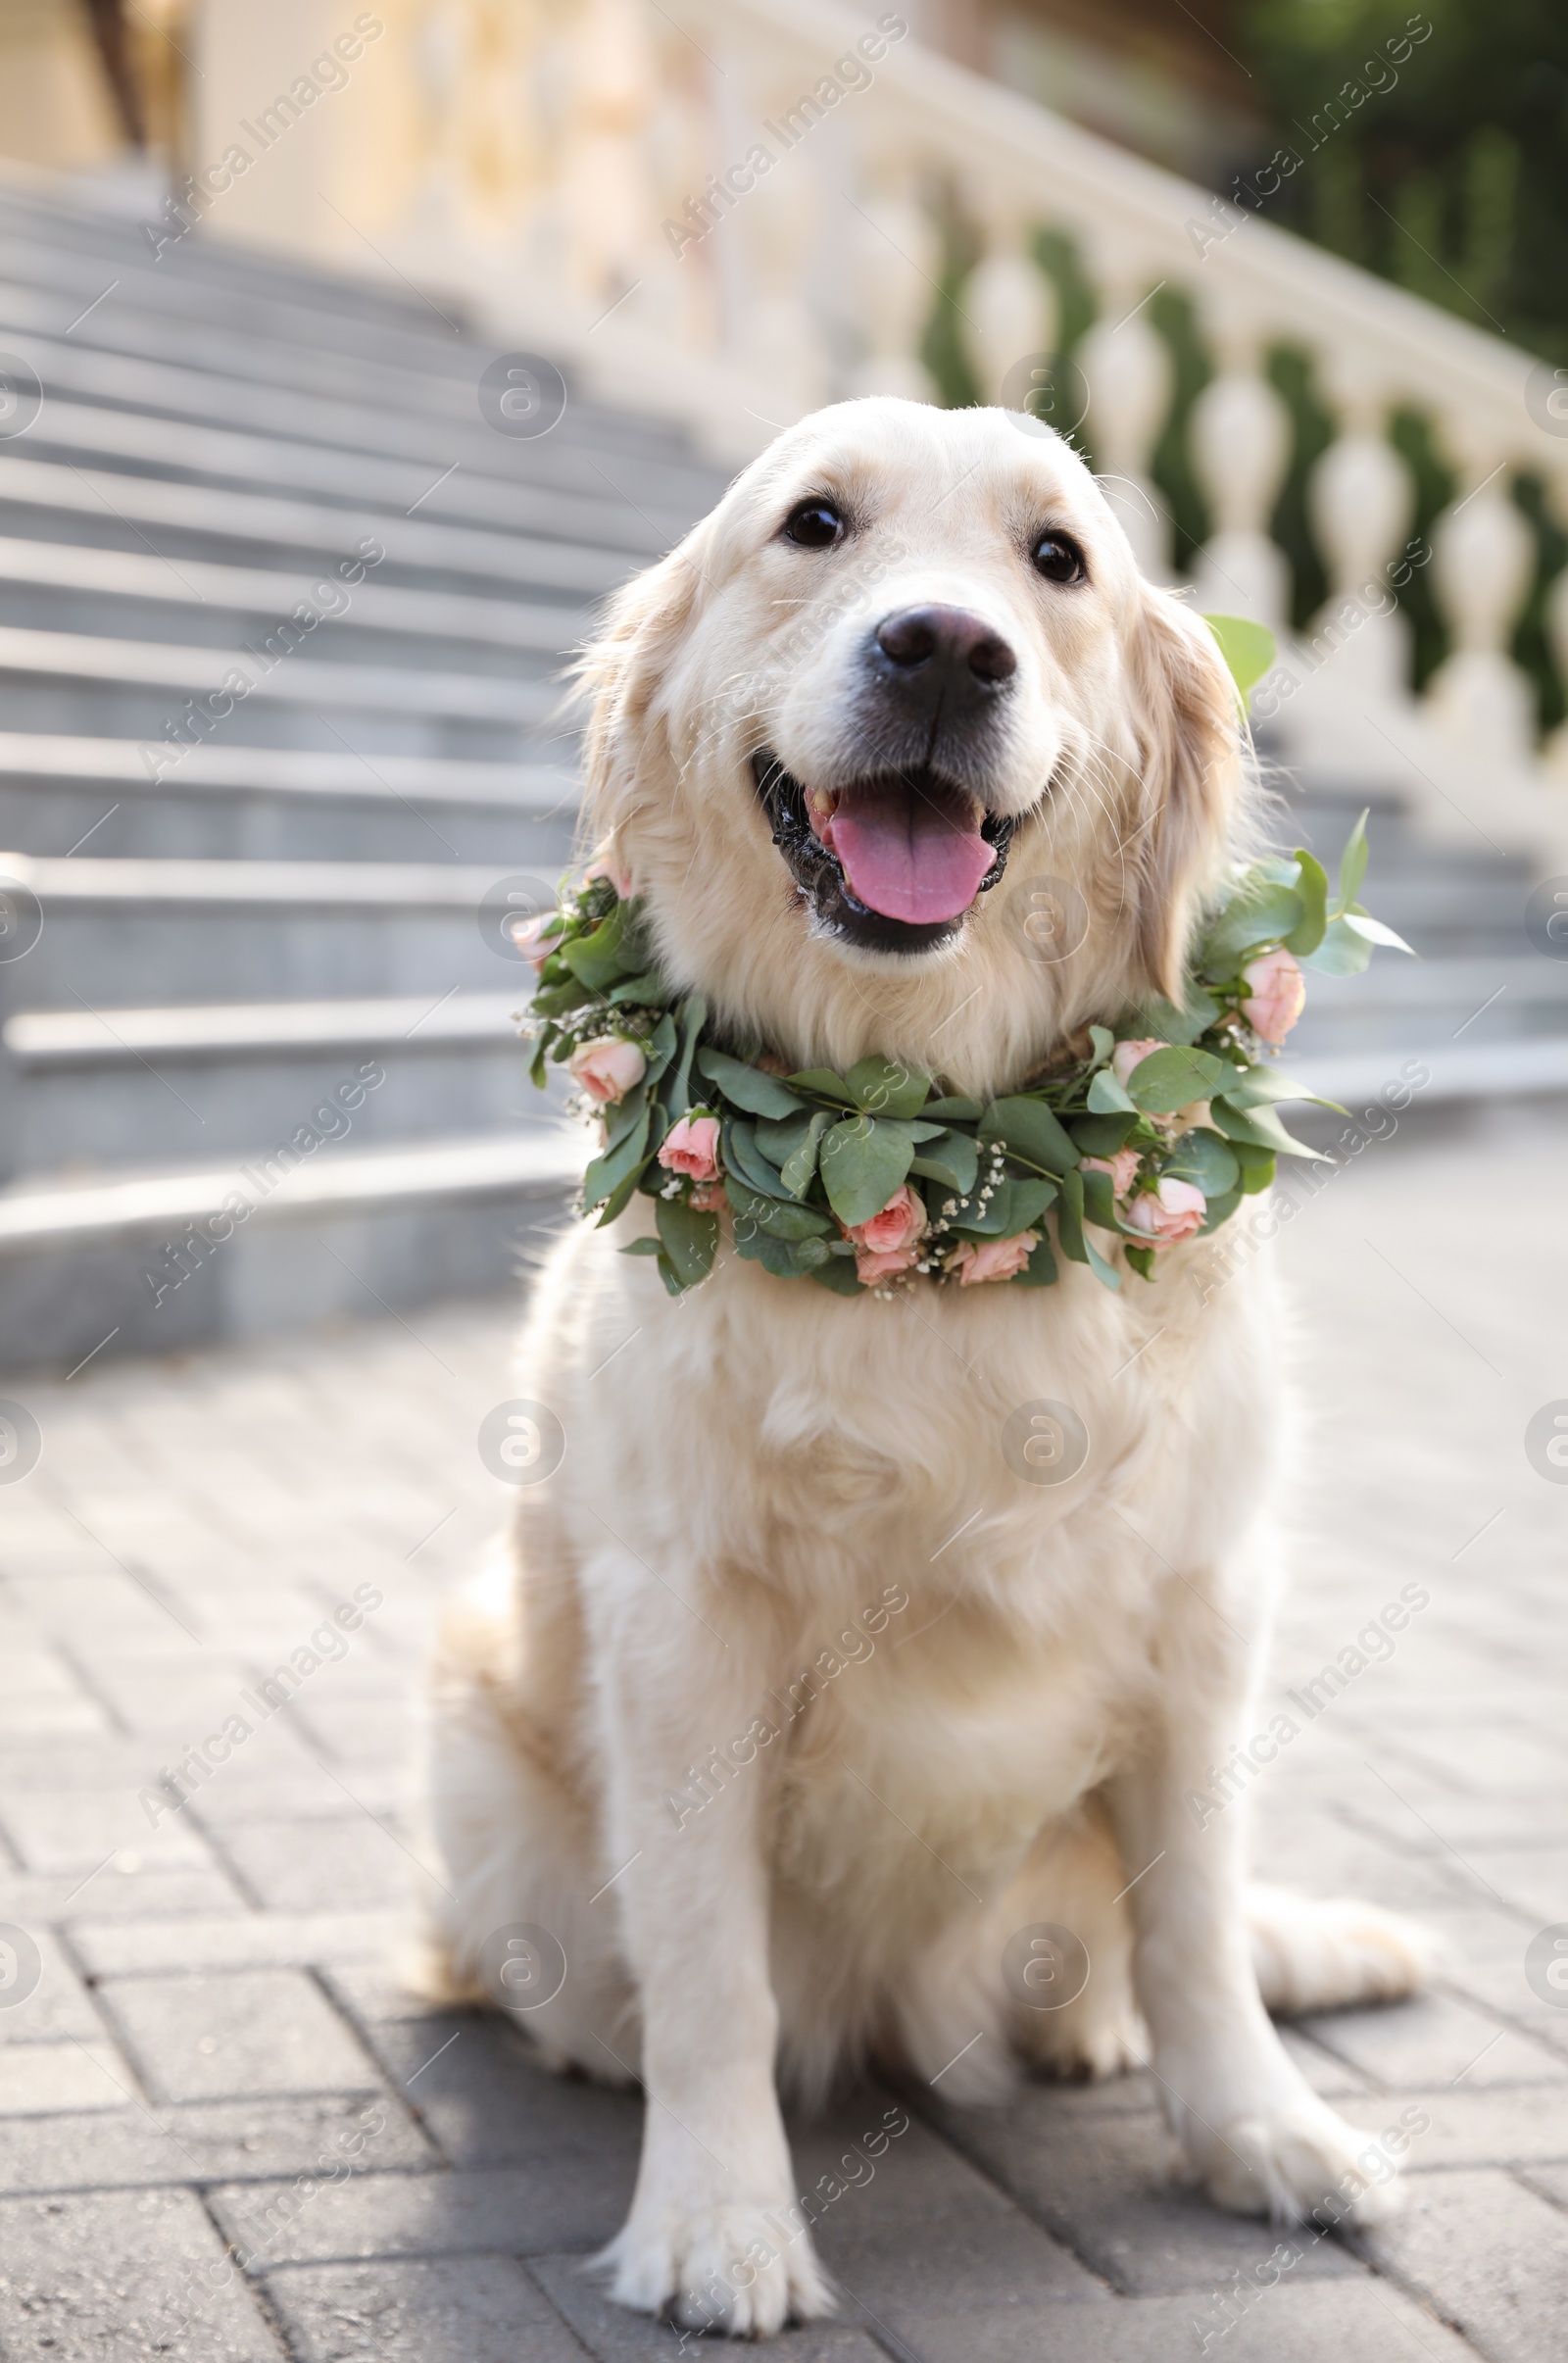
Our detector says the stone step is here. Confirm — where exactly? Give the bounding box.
[0,266,727,502]
[0,1125,580,1373]
[14,384,693,556]
[0,193,717,465]
[0,185,480,343]
[0,990,547,1179]
[0,536,587,659]
[1289,953,1568,1048]
[1287,1033,1568,1111]
[0,625,554,754]
[0,734,580,862]
[0,454,641,600]
[0,851,560,1008]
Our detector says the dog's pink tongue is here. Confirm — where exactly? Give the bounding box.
[824,788,992,925]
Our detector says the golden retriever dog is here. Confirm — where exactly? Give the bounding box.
[422,398,1432,2336]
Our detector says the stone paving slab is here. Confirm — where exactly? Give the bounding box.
[6,1105,1568,2357]
[265,2256,589,2363]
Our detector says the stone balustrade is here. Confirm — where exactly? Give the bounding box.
[194,0,1568,862]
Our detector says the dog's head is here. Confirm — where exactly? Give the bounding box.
[577,399,1248,1096]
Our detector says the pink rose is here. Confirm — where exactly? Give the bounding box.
[658,1113,721,1183]
[844,1183,925,1256]
[952,1230,1039,1285]
[855,1244,920,1286]
[1123,1176,1206,1250]
[1081,1147,1141,1200]
[568,1035,647,1106]
[509,912,557,974]
[1110,1037,1163,1086]
[845,1183,924,1287]
[584,848,634,900]
[1240,947,1305,1047]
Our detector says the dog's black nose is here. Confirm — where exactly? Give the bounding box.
[873,605,1017,687]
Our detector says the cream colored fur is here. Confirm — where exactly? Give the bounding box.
[421,401,1433,2337]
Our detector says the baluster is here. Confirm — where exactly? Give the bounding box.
[1425,435,1537,767]
[958,233,1056,407]
[1076,248,1173,581]
[732,153,831,418]
[1187,306,1292,628]
[1303,369,1416,708]
[1542,510,1568,778]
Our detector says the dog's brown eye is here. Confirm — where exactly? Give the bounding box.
[1032,532,1085,585]
[782,499,845,549]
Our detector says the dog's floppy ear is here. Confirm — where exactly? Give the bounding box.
[1120,589,1248,1004]
[573,529,708,863]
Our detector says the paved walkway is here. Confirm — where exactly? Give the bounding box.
[2,1099,1566,2361]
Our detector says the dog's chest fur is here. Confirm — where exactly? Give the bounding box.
[525,1214,1284,1890]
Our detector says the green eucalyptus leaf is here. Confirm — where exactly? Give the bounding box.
[1336,809,1370,912]
[1079,1166,1120,1231]
[1159,1127,1240,1197]
[780,1108,834,1198]
[603,1080,649,1153]
[1125,1242,1156,1282]
[607,971,666,1006]
[1088,1023,1115,1065]
[561,901,629,989]
[1014,1231,1059,1286]
[1208,1099,1329,1160]
[909,1128,979,1199]
[1235,1143,1276,1194]
[845,1055,931,1119]
[755,1109,810,1167]
[619,1235,663,1256]
[596,1158,653,1228]
[666,995,707,1118]
[1344,911,1415,954]
[530,976,593,1018]
[923,1095,984,1123]
[1284,850,1330,957]
[786,1067,858,1106]
[656,1196,718,1288]
[645,1010,677,1085]
[1199,1186,1243,1235]
[979,1097,1078,1175]
[1083,1231,1122,1290]
[724,1178,834,1240]
[583,1100,651,1210]
[697,1048,804,1117]
[1200,882,1304,975]
[1221,1063,1345,1113]
[1202,613,1277,696]
[1087,1066,1138,1114]
[1055,1167,1088,1265]
[1069,1111,1139,1156]
[1138,988,1221,1047]
[809,1253,866,1296]
[1298,913,1374,975]
[722,1116,801,1203]
[1123,1046,1224,1115]
[818,1115,917,1229]
[656,1251,686,1297]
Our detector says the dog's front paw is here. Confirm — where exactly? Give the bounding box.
[601,2201,834,2338]
[1190,2097,1402,2228]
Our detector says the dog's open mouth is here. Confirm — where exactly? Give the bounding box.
[752,750,1013,954]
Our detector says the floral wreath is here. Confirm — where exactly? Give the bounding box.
[519,632,1409,1300]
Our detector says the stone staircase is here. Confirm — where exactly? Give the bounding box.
[0,179,728,1372]
[0,182,1557,1373]
[1275,777,1567,1113]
